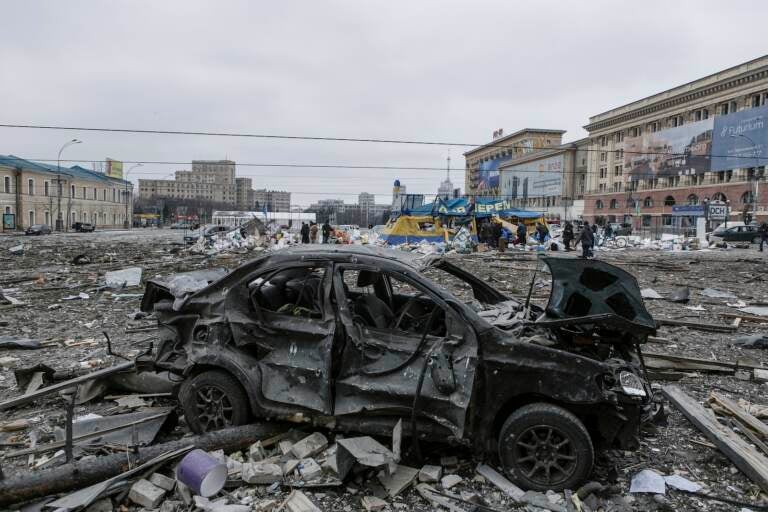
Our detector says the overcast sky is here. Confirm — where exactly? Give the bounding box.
[1,0,766,206]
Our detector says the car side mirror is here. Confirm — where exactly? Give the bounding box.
[429,345,456,395]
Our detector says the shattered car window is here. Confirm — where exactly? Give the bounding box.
[248,266,325,318]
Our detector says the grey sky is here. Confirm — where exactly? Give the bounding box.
[1,0,766,206]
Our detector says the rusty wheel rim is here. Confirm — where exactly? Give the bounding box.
[512,425,577,486]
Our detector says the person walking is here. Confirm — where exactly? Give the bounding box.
[309,222,319,244]
[322,221,332,243]
[759,221,768,252]
[516,222,527,246]
[300,222,310,244]
[563,221,574,251]
[579,221,594,258]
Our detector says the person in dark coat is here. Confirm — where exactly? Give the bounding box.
[760,222,768,252]
[516,223,527,246]
[563,221,574,251]
[300,222,310,244]
[491,221,502,248]
[479,222,489,245]
[579,221,595,258]
[322,221,332,243]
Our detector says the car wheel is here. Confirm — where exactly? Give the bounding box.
[498,403,594,492]
[179,370,250,434]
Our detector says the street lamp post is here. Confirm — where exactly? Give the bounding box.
[731,133,761,223]
[56,139,82,231]
[124,163,142,229]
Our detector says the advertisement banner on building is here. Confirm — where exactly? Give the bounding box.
[499,154,564,199]
[711,104,768,171]
[476,154,514,191]
[105,158,123,179]
[623,119,712,181]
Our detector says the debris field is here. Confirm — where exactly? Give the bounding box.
[1,228,767,512]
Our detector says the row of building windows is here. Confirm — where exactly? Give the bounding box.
[2,206,127,226]
[2,176,127,202]
[594,191,749,210]
[598,91,768,147]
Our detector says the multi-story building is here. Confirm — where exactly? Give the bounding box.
[235,177,254,210]
[138,159,239,205]
[464,128,565,199]
[497,138,589,220]
[583,55,768,232]
[254,189,291,212]
[1,155,132,231]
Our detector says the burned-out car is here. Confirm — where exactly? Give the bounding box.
[140,246,657,491]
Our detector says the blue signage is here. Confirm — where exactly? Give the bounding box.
[671,205,705,216]
[711,104,768,171]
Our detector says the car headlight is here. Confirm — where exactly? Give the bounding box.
[618,370,647,397]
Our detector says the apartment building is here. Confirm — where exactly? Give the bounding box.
[254,189,291,212]
[583,55,768,230]
[138,160,240,205]
[1,155,132,231]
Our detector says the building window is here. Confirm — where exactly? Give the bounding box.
[103,189,107,201]
[615,131,624,143]
[600,136,608,147]
[83,186,87,199]
[599,167,607,178]
[27,179,34,196]
[742,191,754,204]
[613,182,622,192]
[113,189,116,202]
[3,176,9,193]
[664,195,676,206]
[687,194,699,205]
[662,214,673,226]
[93,187,97,199]
[45,211,50,225]
[83,212,88,222]
[609,199,618,209]
[614,165,622,176]
[642,215,651,227]
[595,200,604,210]
[627,198,636,209]
[649,121,658,133]
[71,185,75,197]
[644,196,653,208]
[28,211,34,226]
[598,183,606,192]
[44,181,49,196]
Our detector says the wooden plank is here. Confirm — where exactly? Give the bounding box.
[656,318,736,333]
[662,385,768,493]
[709,392,768,440]
[644,351,765,371]
[719,312,768,323]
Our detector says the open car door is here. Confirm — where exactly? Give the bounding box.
[331,265,478,439]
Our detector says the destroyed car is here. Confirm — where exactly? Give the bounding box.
[140,246,658,491]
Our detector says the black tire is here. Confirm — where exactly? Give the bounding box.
[179,370,251,434]
[498,403,594,491]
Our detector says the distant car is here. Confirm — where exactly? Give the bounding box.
[708,223,760,244]
[608,223,632,236]
[72,222,95,233]
[184,225,233,244]
[25,224,52,236]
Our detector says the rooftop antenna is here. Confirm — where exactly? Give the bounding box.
[446,149,451,182]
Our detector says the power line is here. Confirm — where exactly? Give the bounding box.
[1,123,766,161]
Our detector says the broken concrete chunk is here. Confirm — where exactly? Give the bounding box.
[128,478,166,509]
[252,499,279,512]
[701,287,737,299]
[441,474,463,489]
[85,498,113,512]
[297,458,323,480]
[250,440,267,461]
[283,459,301,475]
[361,495,388,511]
[377,465,419,497]
[418,464,442,483]
[664,474,702,492]
[641,288,663,299]
[278,439,294,455]
[242,462,283,484]
[476,464,525,500]
[149,472,176,491]
[290,432,328,459]
[282,490,322,512]
[336,436,396,480]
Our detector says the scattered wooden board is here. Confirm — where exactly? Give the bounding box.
[709,392,768,440]
[662,385,768,493]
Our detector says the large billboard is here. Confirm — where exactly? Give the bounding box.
[105,158,123,179]
[623,119,712,182]
[711,104,768,171]
[499,154,564,199]
[476,154,514,191]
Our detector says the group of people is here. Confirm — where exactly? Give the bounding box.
[298,221,334,244]
[478,220,551,248]
[561,221,600,258]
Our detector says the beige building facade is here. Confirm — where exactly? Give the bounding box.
[138,160,246,207]
[464,128,565,199]
[1,155,132,231]
[583,55,768,231]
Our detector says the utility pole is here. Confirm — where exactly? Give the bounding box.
[55,139,81,231]
[124,163,142,229]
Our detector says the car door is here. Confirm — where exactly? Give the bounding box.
[331,265,478,438]
[227,263,335,414]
